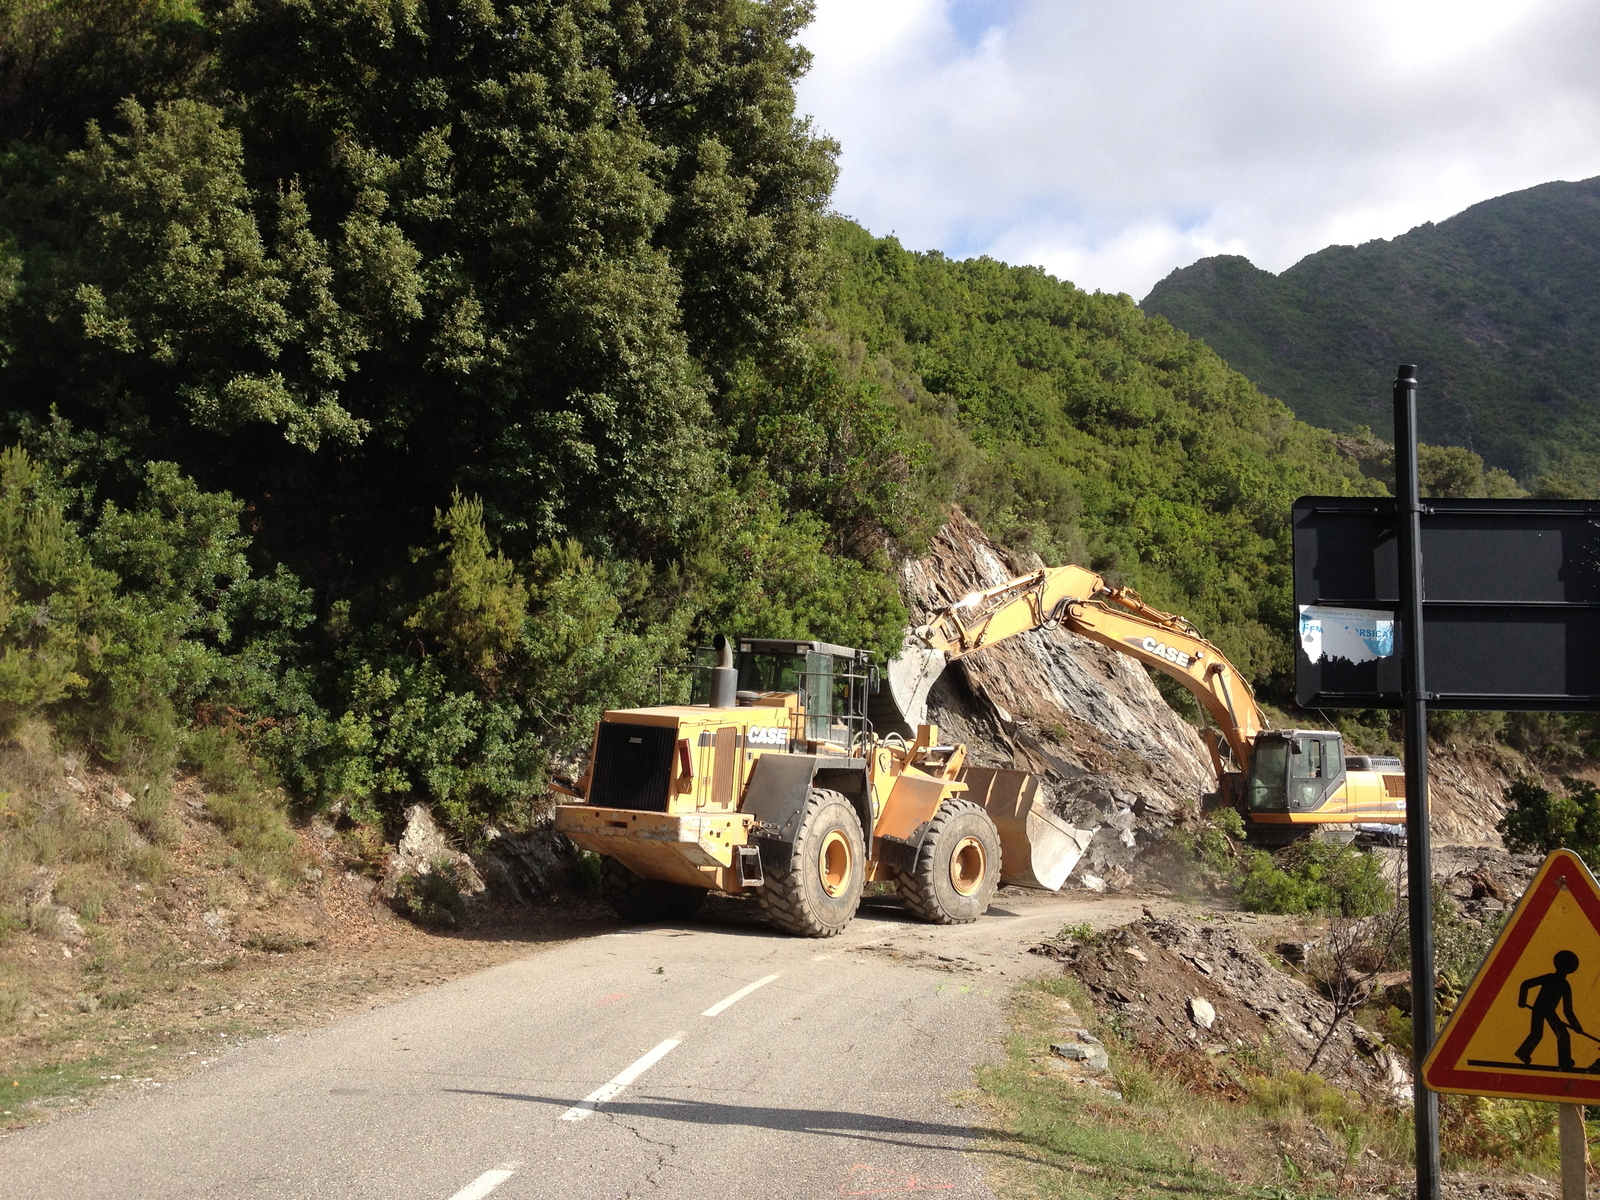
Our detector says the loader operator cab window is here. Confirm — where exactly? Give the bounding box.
[722,640,865,748]
[735,650,806,697]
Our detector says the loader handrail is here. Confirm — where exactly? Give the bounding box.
[911,566,1269,775]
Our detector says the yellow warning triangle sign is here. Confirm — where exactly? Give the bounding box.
[1425,848,1600,1103]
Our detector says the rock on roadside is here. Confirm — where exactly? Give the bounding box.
[382,804,486,901]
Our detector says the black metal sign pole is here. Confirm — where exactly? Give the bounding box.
[1395,363,1440,1200]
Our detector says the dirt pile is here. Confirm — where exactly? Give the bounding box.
[1047,914,1412,1103]
[1433,844,1542,931]
[898,509,1215,884]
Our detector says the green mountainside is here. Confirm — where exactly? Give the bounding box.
[820,224,1378,688]
[0,0,1506,836]
[1142,177,1600,489]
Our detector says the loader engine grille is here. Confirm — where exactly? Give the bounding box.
[589,722,677,812]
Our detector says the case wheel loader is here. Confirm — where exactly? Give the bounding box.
[552,635,1086,937]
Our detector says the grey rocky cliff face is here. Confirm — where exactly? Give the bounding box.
[899,510,1216,885]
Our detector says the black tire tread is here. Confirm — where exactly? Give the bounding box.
[759,789,864,938]
[601,855,707,923]
[897,798,1001,924]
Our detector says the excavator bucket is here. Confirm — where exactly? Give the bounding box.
[871,639,948,736]
[957,766,1093,891]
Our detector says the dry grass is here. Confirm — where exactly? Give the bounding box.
[0,718,592,1130]
[973,970,1574,1200]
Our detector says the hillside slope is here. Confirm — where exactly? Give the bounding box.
[824,222,1380,696]
[1142,177,1600,486]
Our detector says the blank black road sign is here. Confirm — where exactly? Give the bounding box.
[1294,497,1600,710]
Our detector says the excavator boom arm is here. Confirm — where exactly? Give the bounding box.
[912,567,1268,774]
[1057,598,1267,771]
[915,564,1104,657]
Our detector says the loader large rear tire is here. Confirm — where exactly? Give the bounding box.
[600,855,707,923]
[759,789,864,938]
[897,799,1001,924]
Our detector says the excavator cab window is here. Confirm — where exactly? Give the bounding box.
[1287,733,1346,811]
[1246,738,1290,811]
[1247,732,1348,813]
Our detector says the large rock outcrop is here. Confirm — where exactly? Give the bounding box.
[899,510,1215,883]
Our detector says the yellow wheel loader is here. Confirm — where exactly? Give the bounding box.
[552,636,1088,936]
[892,564,1409,844]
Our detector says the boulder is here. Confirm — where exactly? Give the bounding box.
[382,804,486,900]
[900,509,1215,877]
[475,818,576,902]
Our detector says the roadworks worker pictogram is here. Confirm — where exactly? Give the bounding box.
[1513,950,1588,1070]
[1425,848,1600,1103]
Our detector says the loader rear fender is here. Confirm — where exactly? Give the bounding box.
[742,755,869,873]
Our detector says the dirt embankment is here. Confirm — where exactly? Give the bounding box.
[1042,913,1411,1104]
[1427,744,1528,845]
[0,749,600,1128]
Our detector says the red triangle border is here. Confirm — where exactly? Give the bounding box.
[1424,849,1600,1102]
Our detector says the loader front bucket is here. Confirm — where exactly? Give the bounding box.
[958,766,1092,891]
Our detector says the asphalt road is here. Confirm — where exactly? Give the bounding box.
[1,890,1153,1200]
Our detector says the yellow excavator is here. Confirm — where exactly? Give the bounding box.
[895,564,1408,843]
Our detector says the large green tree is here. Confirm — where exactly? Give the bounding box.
[0,1,918,828]
[2,0,841,578]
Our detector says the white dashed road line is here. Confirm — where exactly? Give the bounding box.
[446,1163,519,1200]
[701,973,781,1017]
[560,1034,685,1122]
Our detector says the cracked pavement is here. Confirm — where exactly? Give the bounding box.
[0,889,1165,1199]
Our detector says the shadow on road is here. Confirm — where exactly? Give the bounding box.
[442,1088,1023,1156]
[439,1089,1238,1193]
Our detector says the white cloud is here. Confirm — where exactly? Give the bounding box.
[796,0,1600,298]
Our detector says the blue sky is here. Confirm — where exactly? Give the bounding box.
[795,0,1600,298]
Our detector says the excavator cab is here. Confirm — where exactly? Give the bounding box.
[1245,730,1347,814]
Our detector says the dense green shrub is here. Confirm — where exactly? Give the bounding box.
[1236,840,1393,917]
[390,859,471,929]
[1498,775,1600,863]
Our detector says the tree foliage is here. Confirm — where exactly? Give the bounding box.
[1499,776,1600,863]
[0,1,1497,835]
[820,223,1381,693]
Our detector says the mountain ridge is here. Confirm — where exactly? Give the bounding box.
[1141,176,1600,488]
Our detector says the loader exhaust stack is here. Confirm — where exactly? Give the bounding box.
[710,633,737,708]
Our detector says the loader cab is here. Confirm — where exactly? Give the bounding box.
[693,638,875,748]
[739,639,874,748]
[1245,730,1347,814]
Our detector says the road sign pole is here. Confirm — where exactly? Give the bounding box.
[1395,363,1441,1200]
[1561,1104,1587,1199]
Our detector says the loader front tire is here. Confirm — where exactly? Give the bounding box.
[600,855,707,923]
[759,789,865,938]
[897,799,1001,924]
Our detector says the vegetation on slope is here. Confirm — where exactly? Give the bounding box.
[821,224,1381,691]
[1143,177,1600,490]
[0,0,1559,843]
